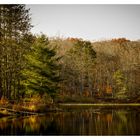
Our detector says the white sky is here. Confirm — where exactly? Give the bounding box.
[27,5,140,41]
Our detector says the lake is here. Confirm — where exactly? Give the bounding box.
[0,105,140,135]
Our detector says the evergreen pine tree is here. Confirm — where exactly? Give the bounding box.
[22,35,60,99]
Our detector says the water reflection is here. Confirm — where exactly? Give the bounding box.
[0,107,140,135]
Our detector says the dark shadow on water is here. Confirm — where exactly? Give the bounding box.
[0,106,140,135]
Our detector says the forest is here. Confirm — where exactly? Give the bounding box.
[0,5,140,114]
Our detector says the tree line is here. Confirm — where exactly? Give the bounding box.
[0,4,139,103]
[51,37,140,100]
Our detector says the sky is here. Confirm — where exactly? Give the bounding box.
[27,5,140,41]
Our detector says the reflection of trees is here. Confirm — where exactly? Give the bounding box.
[52,108,140,135]
[0,115,54,135]
[23,116,43,133]
[23,115,55,134]
[0,117,10,130]
[0,108,140,135]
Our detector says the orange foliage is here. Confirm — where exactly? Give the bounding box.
[96,93,101,97]
[83,90,90,97]
[111,38,130,43]
[0,97,9,105]
[106,85,112,94]
[95,84,112,95]
[66,37,82,42]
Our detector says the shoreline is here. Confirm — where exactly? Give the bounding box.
[1,102,140,117]
[59,103,140,106]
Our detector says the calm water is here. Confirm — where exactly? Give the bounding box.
[0,106,140,135]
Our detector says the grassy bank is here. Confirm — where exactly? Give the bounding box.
[55,94,140,104]
[0,96,60,117]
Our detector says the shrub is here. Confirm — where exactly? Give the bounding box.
[0,97,9,105]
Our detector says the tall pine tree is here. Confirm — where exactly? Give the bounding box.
[22,35,60,99]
